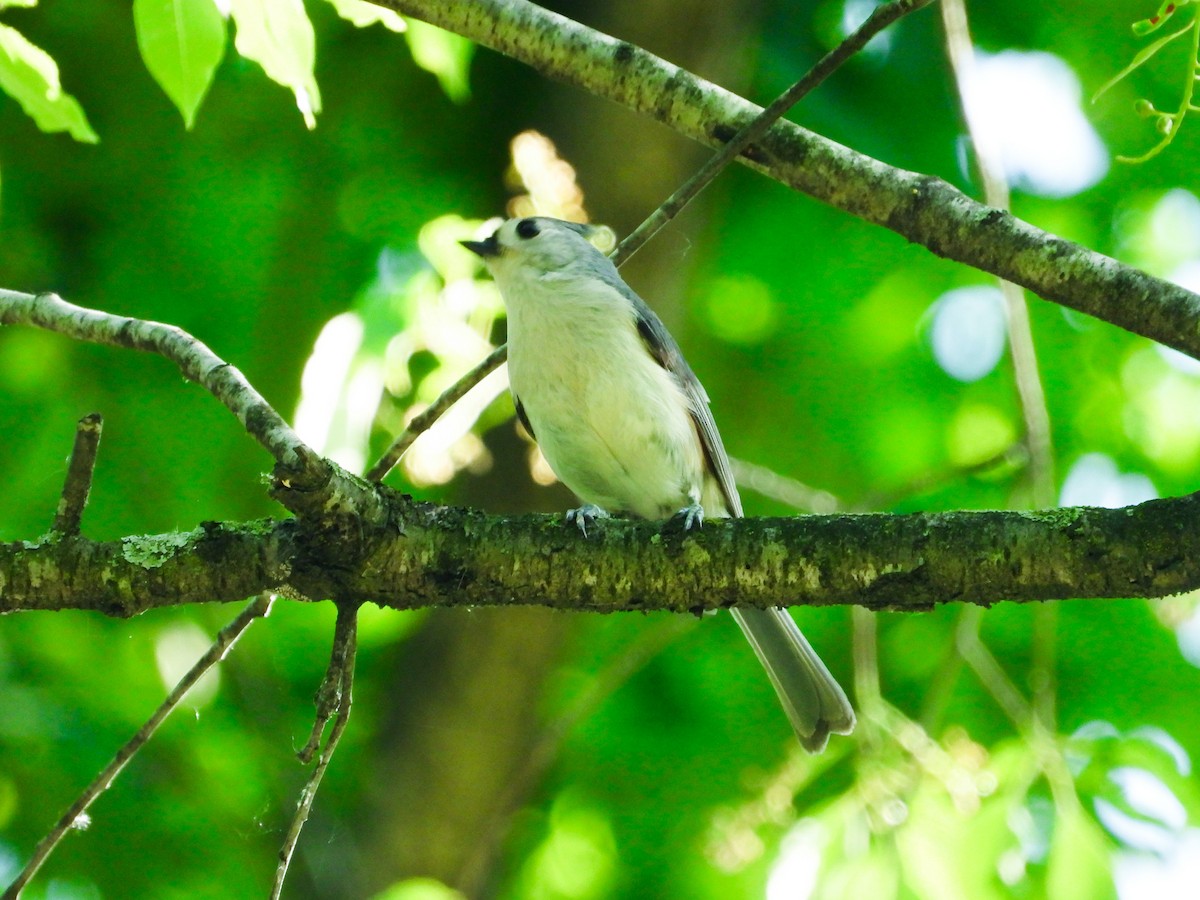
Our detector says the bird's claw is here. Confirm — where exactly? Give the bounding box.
[673,502,705,531]
[566,504,609,538]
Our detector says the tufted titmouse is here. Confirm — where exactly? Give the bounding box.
[462,216,854,751]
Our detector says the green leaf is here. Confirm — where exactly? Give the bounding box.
[323,0,406,32]
[0,0,38,9]
[404,19,473,103]
[228,0,321,128]
[1093,20,1194,103]
[133,0,227,129]
[0,24,98,142]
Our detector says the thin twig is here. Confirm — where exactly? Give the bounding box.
[365,344,508,483]
[272,603,358,899]
[918,633,968,733]
[729,457,842,514]
[612,0,935,267]
[941,0,1059,733]
[851,605,883,753]
[1,594,275,900]
[297,601,361,763]
[733,444,1024,515]
[51,413,103,537]
[1001,278,1055,507]
[954,606,1033,732]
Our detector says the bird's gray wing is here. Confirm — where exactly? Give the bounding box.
[608,274,742,518]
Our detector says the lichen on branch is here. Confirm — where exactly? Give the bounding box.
[4,489,1200,617]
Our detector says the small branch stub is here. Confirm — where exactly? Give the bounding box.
[51,413,104,537]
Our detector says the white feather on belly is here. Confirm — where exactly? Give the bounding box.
[504,274,705,519]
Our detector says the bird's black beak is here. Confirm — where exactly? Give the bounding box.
[460,234,500,258]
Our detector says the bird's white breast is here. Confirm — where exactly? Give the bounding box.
[502,270,704,519]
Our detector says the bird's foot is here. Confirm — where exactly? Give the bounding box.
[566,504,609,538]
[671,502,705,532]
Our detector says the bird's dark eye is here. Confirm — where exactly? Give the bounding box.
[515,218,539,240]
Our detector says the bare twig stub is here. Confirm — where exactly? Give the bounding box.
[298,601,361,764]
[51,413,104,537]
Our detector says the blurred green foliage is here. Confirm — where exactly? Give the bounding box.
[3,1,1200,898]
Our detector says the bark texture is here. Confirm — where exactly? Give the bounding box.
[6,489,1199,616]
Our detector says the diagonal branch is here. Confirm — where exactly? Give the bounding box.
[610,0,934,267]
[0,291,394,529]
[377,0,1200,361]
[0,290,307,467]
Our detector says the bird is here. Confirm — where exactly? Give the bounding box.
[461,216,854,751]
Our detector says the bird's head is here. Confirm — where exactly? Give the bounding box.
[461,217,615,282]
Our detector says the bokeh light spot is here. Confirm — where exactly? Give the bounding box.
[1150,190,1200,266]
[701,274,779,345]
[1121,348,1200,473]
[929,285,1007,382]
[947,403,1016,467]
[962,51,1108,197]
[1059,453,1156,508]
[515,792,616,900]
[154,622,220,707]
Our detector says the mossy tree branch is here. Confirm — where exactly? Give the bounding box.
[5,488,1199,617]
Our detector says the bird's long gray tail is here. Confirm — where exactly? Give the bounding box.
[730,607,855,753]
